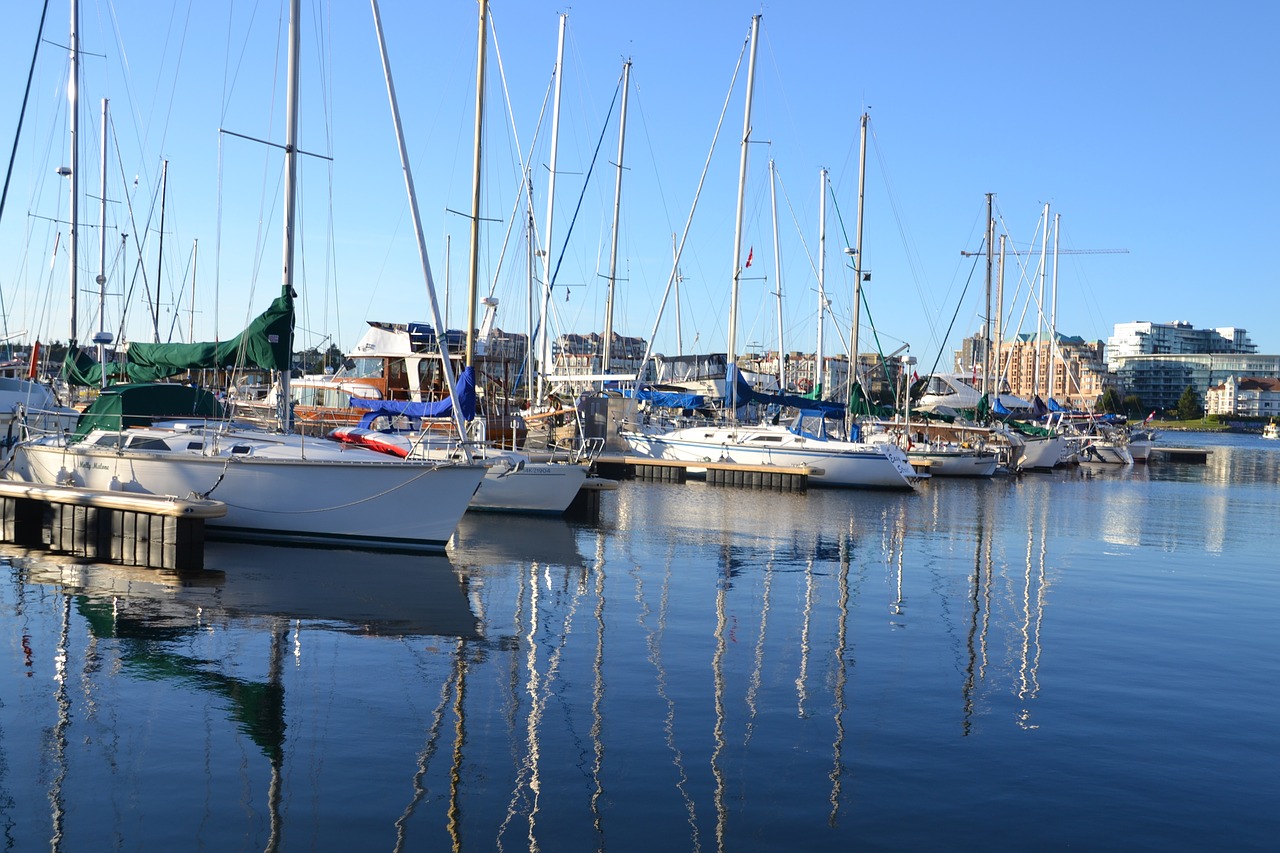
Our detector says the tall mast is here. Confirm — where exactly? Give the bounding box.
[727,14,760,414]
[537,12,567,400]
[768,160,784,390]
[153,158,167,342]
[370,0,468,443]
[673,232,683,355]
[982,192,993,397]
[1032,202,1049,398]
[995,233,1006,393]
[816,167,827,397]
[1049,211,1060,402]
[67,0,80,343]
[278,0,301,432]
[464,0,487,369]
[602,58,631,375]
[189,238,198,343]
[96,98,110,386]
[849,112,867,402]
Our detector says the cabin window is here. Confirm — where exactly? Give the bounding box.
[92,435,122,448]
[125,437,172,451]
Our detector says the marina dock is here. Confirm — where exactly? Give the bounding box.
[1150,446,1211,463]
[0,481,226,571]
[593,455,811,491]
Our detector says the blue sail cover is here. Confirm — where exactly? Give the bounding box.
[728,366,845,415]
[623,387,710,409]
[350,366,476,427]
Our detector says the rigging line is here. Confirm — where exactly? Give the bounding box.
[922,248,983,380]
[775,165,819,283]
[219,0,266,126]
[487,25,554,301]
[109,121,162,343]
[0,0,51,252]
[633,23,751,377]
[548,77,621,292]
[0,0,52,345]
[868,121,935,338]
[826,175,891,385]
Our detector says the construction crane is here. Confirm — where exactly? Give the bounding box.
[961,247,1128,257]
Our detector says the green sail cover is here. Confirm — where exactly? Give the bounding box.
[63,286,294,386]
[848,381,895,418]
[72,383,226,440]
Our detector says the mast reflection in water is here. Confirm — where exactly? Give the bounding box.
[1,432,1277,850]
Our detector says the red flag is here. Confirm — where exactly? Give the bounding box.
[744,247,753,268]
[1144,410,1156,423]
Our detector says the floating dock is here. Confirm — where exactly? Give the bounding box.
[593,455,811,492]
[0,481,227,571]
[1149,446,1210,464]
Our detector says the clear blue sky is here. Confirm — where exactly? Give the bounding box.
[2,0,1277,374]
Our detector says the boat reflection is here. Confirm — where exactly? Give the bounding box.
[6,542,480,852]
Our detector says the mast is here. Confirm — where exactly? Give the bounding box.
[995,233,1006,393]
[816,167,827,397]
[465,0,487,369]
[67,0,80,343]
[727,14,760,414]
[536,12,567,400]
[982,192,993,397]
[189,238,197,343]
[1049,212,1060,402]
[602,58,631,376]
[370,0,469,444]
[1032,202,1048,398]
[278,0,301,432]
[95,98,110,386]
[153,158,167,342]
[849,112,867,405]
[673,232,683,355]
[768,160,784,390]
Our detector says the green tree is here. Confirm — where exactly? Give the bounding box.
[1122,394,1146,419]
[1175,385,1202,421]
[1096,387,1123,414]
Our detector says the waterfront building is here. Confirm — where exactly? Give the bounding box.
[549,331,648,387]
[1204,375,1280,418]
[1112,353,1280,411]
[1103,321,1277,412]
[743,351,904,403]
[1106,321,1255,370]
[958,331,1112,410]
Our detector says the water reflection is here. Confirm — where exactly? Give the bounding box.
[5,542,479,852]
[3,438,1273,849]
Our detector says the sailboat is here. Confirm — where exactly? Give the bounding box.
[6,0,486,552]
[329,2,590,516]
[619,17,919,491]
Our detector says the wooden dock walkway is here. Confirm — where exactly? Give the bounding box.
[0,481,227,571]
[593,455,811,492]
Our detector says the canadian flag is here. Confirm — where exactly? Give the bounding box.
[744,247,753,268]
[1144,410,1156,423]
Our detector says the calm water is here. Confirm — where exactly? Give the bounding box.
[2,432,1277,851]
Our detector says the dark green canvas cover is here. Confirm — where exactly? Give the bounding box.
[72,383,226,440]
[63,285,293,386]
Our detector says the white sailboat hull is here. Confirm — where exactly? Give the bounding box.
[8,428,486,551]
[620,424,919,490]
[908,448,1000,477]
[468,461,587,514]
